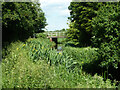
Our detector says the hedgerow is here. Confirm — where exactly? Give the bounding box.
[91,3,120,78]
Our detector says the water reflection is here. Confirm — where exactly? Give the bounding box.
[58,46,62,50]
[57,46,63,53]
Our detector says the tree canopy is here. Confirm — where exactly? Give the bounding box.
[2,2,47,43]
[91,2,120,69]
[67,2,100,46]
[67,2,120,72]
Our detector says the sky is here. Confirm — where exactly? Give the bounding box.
[39,0,72,31]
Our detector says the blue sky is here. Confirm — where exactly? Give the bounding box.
[39,0,72,31]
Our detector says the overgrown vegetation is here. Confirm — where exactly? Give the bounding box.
[92,2,120,67]
[66,2,120,83]
[2,36,116,88]
[2,1,120,89]
[91,2,120,81]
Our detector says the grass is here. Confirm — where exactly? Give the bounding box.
[2,41,66,88]
[64,46,102,75]
[58,38,66,43]
[2,37,117,88]
[64,46,98,64]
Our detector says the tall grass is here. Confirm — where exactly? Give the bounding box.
[2,37,116,88]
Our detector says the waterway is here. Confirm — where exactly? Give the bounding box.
[57,46,63,53]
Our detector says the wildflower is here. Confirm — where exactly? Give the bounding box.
[82,61,84,64]
[36,50,38,52]
[59,52,62,55]
[30,46,32,47]
[17,48,19,50]
[42,46,44,49]
[23,44,26,46]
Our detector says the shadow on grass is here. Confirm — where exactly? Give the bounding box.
[82,59,102,76]
[65,43,77,47]
[82,58,120,86]
[64,43,120,83]
[65,42,91,48]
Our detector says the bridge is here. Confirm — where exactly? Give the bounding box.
[45,31,66,49]
[46,32,66,38]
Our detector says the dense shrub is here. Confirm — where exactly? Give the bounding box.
[35,33,47,38]
[91,3,120,71]
[64,47,102,74]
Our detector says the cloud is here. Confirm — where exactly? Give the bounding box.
[60,9,70,16]
[39,0,71,16]
[40,0,71,8]
[39,0,71,31]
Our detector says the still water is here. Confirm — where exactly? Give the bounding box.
[57,46,63,53]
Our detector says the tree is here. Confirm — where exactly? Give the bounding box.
[2,2,47,43]
[67,2,100,46]
[91,2,120,70]
[66,21,80,45]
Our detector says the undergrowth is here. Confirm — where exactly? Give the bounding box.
[2,37,116,88]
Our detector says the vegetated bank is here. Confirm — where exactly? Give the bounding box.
[2,34,117,88]
[66,2,120,84]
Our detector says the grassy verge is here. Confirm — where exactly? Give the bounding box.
[2,37,116,88]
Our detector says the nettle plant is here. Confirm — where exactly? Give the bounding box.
[91,3,120,70]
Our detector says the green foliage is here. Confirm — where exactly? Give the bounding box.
[2,37,116,88]
[64,46,102,74]
[35,33,47,38]
[66,21,80,46]
[91,2,120,69]
[2,2,47,42]
[25,38,77,71]
[58,38,66,44]
[54,28,66,32]
[2,42,67,88]
[64,46,98,65]
[67,2,100,46]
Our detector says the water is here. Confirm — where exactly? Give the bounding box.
[57,46,63,53]
[57,46,62,50]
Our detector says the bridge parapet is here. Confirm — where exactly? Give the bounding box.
[46,31,66,38]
